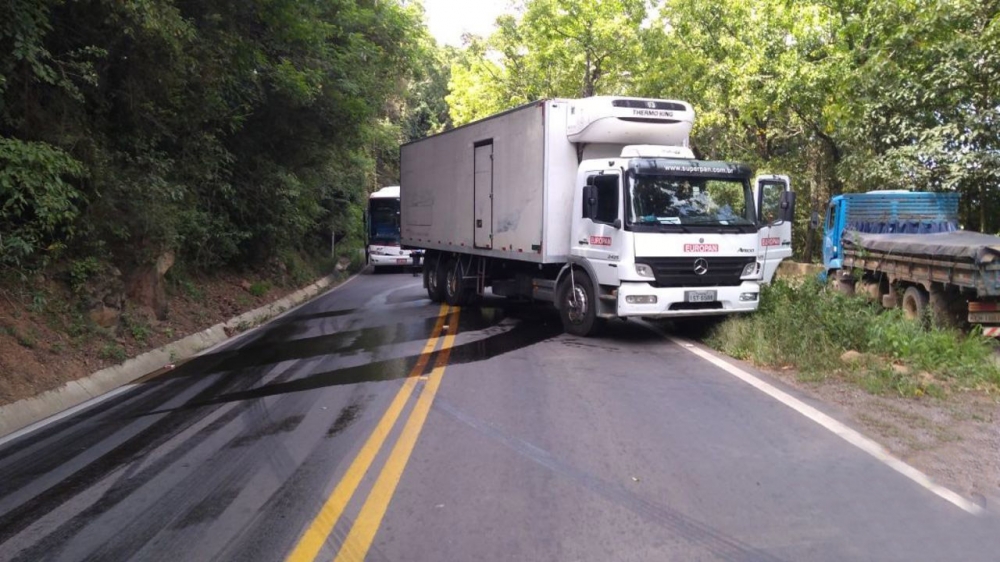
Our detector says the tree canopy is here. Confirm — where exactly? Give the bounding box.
[2,0,997,274]
[447,0,1000,257]
[0,0,445,274]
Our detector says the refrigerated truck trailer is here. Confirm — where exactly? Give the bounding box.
[400,97,796,336]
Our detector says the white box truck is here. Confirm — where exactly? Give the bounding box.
[401,97,795,336]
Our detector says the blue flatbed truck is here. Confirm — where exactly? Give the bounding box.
[821,191,1000,337]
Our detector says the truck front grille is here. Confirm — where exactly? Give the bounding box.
[638,257,754,288]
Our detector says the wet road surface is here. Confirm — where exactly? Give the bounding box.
[1,271,999,561]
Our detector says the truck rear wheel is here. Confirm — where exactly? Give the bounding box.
[425,255,445,303]
[557,272,603,337]
[902,286,929,321]
[444,258,474,306]
[929,286,965,329]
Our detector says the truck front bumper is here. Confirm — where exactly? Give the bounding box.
[616,281,760,318]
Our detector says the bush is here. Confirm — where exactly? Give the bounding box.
[248,281,270,297]
[0,139,85,269]
[708,279,1000,396]
[98,343,127,362]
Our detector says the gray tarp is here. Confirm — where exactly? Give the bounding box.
[843,230,1000,265]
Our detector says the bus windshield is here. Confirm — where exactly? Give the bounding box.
[368,198,401,245]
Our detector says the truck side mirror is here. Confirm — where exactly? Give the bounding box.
[583,185,598,220]
[779,190,796,223]
[810,210,820,230]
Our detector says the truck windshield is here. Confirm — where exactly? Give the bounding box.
[368,198,401,245]
[627,174,755,228]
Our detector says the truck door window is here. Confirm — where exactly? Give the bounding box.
[758,181,783,224]
[825,203,836,231]
[594,174,619,224]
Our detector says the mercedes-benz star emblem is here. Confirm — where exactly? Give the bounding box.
[693,258,709,276]
[646,101,656,109]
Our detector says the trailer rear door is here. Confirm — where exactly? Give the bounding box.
[474,141,493,249]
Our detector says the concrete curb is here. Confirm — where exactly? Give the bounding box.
[0,271,354,439]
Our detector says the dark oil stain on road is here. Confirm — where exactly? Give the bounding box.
[150,314,447,383]
[0,350,313,550]
[326,400,367,437]
[228,414,305,448]
[171,487,242,529]
[269,307,359,324]
[192,305,563,407]
[0,299,558,558]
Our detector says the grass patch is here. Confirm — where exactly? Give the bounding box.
[707,278,1000,397]
[2,323,38,349]
[248,281,270,297]
[166,268,204,301]
[98,343,127,362]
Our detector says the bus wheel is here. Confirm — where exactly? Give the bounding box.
[426,255,446,303]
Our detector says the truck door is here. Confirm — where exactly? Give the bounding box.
[579,170,624,286]
[474,141,493,249]
[754,175,792,284]
[821,201,840,270]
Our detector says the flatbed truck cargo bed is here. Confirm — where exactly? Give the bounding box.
[823,191,1000,336]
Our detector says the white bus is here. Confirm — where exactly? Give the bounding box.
[366,185,419,272]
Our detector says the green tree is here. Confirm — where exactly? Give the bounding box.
[448,0,651,125]
[0,0,432,278]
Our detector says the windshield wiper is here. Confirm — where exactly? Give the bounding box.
[655,223,691,233]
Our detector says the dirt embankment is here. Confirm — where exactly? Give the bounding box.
[0,265,349,408]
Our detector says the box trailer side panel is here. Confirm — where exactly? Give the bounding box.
[542,100,579,262]
[401,102,549,263]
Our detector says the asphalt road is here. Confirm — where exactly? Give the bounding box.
[1,271,998,562]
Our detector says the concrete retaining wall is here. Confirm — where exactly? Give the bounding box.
[776,261,825,283]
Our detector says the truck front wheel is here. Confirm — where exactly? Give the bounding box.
[558,272,604,337]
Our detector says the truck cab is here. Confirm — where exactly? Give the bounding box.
[563,98,795,326]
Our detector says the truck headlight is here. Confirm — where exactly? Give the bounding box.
[740,292,759,302]
[741,262,759,277]
[635,263,655,278]
[625,295,657,304]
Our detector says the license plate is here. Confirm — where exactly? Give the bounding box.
[685,290,717,303]
[396,258,409,264]
[969,311,1000,324]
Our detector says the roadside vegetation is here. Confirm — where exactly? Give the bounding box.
[708,279,1000,398]
[0,0,443,396]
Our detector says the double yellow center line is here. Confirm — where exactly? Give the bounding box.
[286,304,460,562]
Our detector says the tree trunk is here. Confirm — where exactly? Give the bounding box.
[980,183,987,233]
[126,251,175,321]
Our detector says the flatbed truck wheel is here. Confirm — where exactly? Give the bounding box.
[902,286,929,321]
[557,272,604,337]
